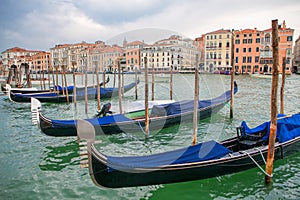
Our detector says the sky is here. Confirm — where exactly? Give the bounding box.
[0,0,299,53]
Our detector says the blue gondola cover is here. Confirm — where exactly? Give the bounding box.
[106,140,232,172]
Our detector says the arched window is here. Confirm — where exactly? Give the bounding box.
[265,33,271,43]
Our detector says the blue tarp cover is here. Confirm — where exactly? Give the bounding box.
[150,86,237,117]
[52,114,133,128]
[241,113,300,143]
[106,140,232,172]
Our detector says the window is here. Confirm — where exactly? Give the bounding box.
[248,48,252,52]
[244,34,247,37]
[243,48,246,53]
[257,33,260,36]
[243,56,246,63]
[219,42,222,48]
[235,57,238,63]
[248,39,252,43]
[236,34,240,38]
[255,56,259,63]
[265,33,271,43]
[243,39,247,44]
[247,57,252,63]
[219,35,222,39]
[236,48,239,53]
[226,42,230,47]
[287,36,293,41]
[256,47,259,52]
[256,38,260,43]
[235,39,240,44]
[207,36,209,40]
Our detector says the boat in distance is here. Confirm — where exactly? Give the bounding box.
[31,82,238,136]
[77,113,300,188]
[9,80,138,103]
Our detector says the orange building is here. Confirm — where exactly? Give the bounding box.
[259,20,294,74]
[124,40,145,71]
[234,20,294,74]
[234,28,262,74]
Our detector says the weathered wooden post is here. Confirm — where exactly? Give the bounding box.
[118,59,122,114]
[96,62,101,111]
[72,62,77,107]
[170,66,173,100]
[144,57,149,137]
[230,29,235,119]
[113,68,116,88]
[192,64,199,146]
[55,66,59,93]
[280,57,286,114]
[135,67,138,100]
[62,65,69,103]
[121,68,124,97]
[103,70,106,88]
[151,64,155,101]
[265,19,279,184]
[84,56,88,114]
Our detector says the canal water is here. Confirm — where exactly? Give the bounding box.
[0,74,299,199]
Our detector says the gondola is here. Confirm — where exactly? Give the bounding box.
[4,77,109,94]
[31,83,238,136]
[77,113,300,188]
[9,80,138,103]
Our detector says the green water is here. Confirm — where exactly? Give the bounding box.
[0,74,299,199]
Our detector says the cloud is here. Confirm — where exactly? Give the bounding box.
[0,0,299,52]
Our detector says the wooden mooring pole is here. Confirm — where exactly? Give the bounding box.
[230,29,235,119]
[63,65,69,103]
[118,60,122,114]
[72,62,77,107]
[96,63,101,111]
[265,19,279,184]
[192,65,199,146]
[280,57,286,114]
[170,66,173,100]
[144,57,149,137]
[135,68,138,100]
[151,64,155,101]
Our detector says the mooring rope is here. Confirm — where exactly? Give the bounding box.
[241,150,273,178]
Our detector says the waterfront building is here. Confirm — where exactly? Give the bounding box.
[31,51,51,73]
[293,35,300,73]
[140,35,200,72]
[124,40,146,72]
[259,20,294,74]
[50,42,95,72]
[1,47,41,76]
[233,28,262,74]
[203,29,233,73]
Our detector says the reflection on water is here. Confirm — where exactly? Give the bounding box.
[39,140,80,171]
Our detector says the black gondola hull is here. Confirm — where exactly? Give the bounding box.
[90,137,300,188]
[39,100,228,136]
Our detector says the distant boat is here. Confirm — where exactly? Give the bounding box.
[250,73,283,79]
[8,80,139,103]
[78,113,300,188]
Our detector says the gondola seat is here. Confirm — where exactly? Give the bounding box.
[236,126,266,149]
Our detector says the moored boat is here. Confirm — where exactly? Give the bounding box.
[77,113,300,188]
[9,80,139,103]
[31,82,238,136]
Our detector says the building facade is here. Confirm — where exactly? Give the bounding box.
[141,35,200,72]
[234,28,262,74]
[293,35,300,73]
[203,29,233,73]
[259,20,294,74]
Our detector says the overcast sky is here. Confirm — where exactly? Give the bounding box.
[0,0,299,52]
